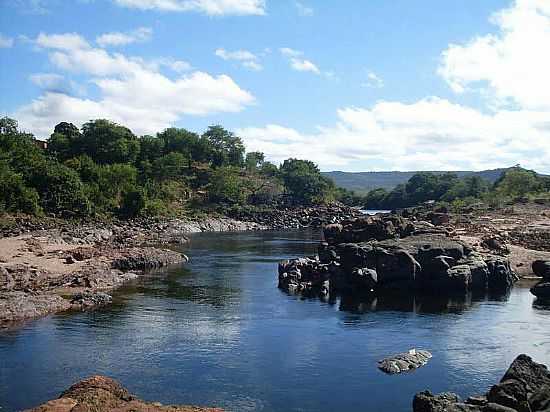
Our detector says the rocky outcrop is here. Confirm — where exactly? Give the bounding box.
[378,349,432,374]
[279,215,517,297]
[0,291,71,324]
[530,260,550,300]
[24,375,223,412]
[1,245,186,326]
[413,354,550,412]
[226,204,363,230]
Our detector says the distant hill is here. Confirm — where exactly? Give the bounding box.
[322,168,513,193]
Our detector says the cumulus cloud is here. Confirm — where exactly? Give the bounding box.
[0,34,14,48]
[215,48,263,70]
[15,32,255,137]
[439,0,550,110]
[237,97,550,172]
[113,0,266,15]
[96,27,152,47]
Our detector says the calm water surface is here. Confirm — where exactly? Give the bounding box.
[1,230,550,412]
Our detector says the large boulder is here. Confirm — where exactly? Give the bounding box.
[335,243,373,271]
[487,354,550,411]
[531,282,550,300]
[413,355,550,412]
[374,248,421,288]
[532,260,550,279]
[458,254,490,290]
[485,256,518,291]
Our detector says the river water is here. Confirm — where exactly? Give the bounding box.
[1,230,549,412]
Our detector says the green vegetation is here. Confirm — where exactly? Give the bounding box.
[362,167,550,210]
[0,117,337,218]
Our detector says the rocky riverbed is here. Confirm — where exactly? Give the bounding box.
[24,375,223,412]
[0,205,361,326]
[413,354,550,412]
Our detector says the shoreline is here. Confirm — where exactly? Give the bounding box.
[0,205,362,327]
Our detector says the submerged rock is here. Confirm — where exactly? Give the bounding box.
[24,375,223,412]
[378,349,432,374]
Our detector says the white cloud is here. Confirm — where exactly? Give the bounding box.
[279,47,302,57]
[362,71,384,88]
[296,1,313,16]
[439,0,550,110]
[237,97,550,173]
[15,32,255,137]
[0,34,14,48]
[215,48,263,70]
[289,58,320,74]
[279,47,321,74]
[113,0,266,15]
[96,27,152,47]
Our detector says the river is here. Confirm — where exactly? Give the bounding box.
[1,230,549,411]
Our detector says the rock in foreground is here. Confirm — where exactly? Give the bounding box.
[25,375,223,412]
[378,349,432,374]
[413,354,550,412]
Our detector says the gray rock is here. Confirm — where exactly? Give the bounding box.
[378,349,432,374]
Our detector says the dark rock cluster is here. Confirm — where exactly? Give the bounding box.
[413,354,550,412]
[530,260,550,300]
[226,204,363,230]
[279,215,517,297]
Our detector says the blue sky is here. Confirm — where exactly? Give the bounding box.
[1,0,549,172]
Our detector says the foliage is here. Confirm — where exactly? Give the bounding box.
[279,158,335,205]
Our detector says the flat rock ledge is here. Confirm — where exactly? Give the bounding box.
[413,354,550,412]
[378,349,432,374]
[24,375,223,412]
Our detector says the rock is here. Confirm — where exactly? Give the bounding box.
[485,256,518,291]
[459,254,490,290]
[413,391,462,412]
[378,349,432,374]
[0,292,71,324]
[70,291,113,308]
[531,282,550,299]
[487,354,550,411]
[0,266,15,291]
[374,248,421,288]
[349,267,377,291]
[278,257,330,296]
[532,260,550,279]
[24,375,223,412]
[414,355,550,412]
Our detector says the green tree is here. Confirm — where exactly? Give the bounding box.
[494,167,543,198]
[279,158,334,205]
[79,119,140,164]
[245,151,265,171]
[208,166,248,204]
[202,125,245,167]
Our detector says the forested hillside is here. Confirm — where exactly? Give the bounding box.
[0,117,340,218]
[323,168,523,193]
